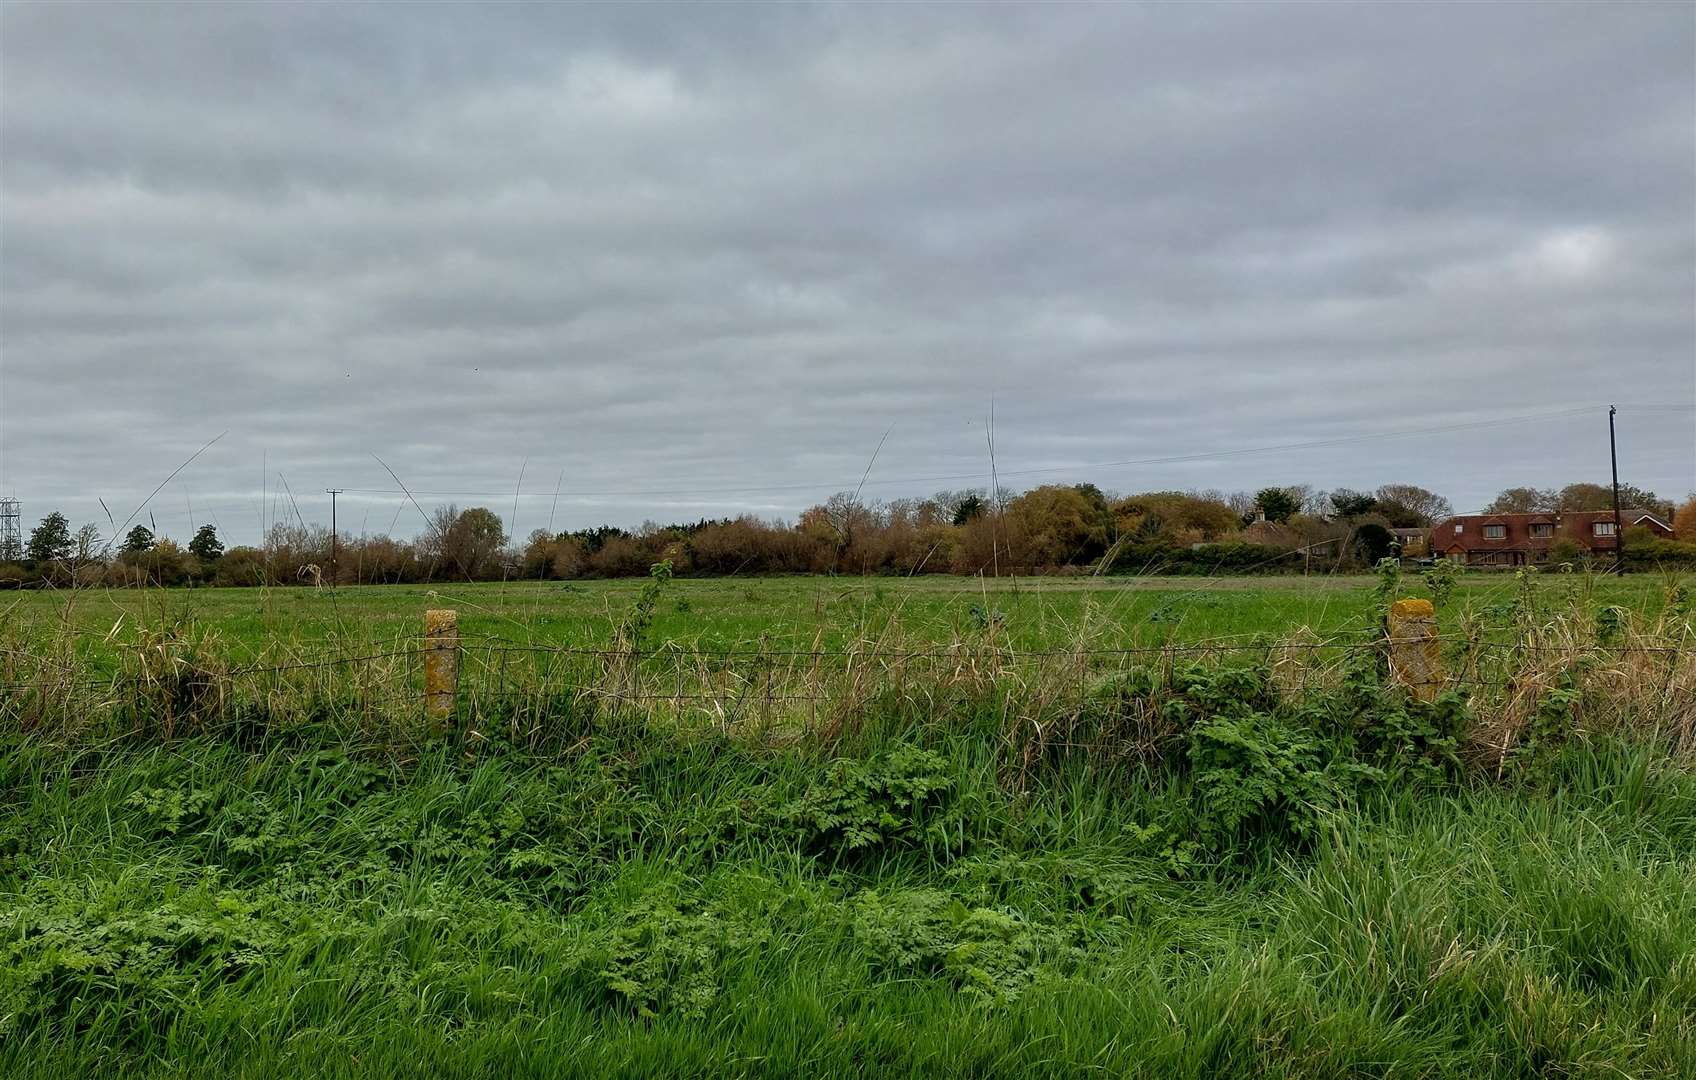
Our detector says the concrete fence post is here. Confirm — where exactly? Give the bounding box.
[424,609,459,730]
[1386,597,1443,702]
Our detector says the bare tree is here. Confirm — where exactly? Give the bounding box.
[1373,484,1452,526]
[71,523,104,573]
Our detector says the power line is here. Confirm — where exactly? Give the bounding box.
[336,404,1600,501]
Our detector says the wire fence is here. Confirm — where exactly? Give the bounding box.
[3,625,1692,756]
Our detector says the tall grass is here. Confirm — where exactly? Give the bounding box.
[2,569,1691,766]
[2,728,1692,1076]
[1,571,1692,1076]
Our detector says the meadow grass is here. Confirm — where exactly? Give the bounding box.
[1,572,1678,659]
[2,572,1692,1077]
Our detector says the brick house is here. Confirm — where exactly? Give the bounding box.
[1431,510,1673,567]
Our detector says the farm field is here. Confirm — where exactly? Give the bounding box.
[3,571,1680,659]
[3,572,1694,1078]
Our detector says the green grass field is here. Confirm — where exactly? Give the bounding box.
[3,571,1678,658]
[3,573,1692,1078]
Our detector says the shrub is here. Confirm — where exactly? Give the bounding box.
[1621,538,1696,570]
[575,890,768,1020]
[783,745,956,861]
[1110,541,1293,575]
[1188,712,1380,854]
[852,889,1073,1001]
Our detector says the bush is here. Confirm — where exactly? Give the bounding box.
[1188,712,1380,854]
[783,745,957,862]
[211,547,268,587]
[1621,538,1696,570]
[852,889,1072,1001]
[1111,541,1294,575]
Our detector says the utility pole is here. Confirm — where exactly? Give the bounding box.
[326,489,343,587]
[1608,406,1625,575]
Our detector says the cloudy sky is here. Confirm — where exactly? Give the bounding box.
[2,1,1692,546]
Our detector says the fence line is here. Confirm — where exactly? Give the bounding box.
[4,617,1691,750]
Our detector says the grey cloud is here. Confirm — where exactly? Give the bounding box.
[1,1,1691,544]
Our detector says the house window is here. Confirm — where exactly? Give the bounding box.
[1454,524,1464,534]
[1483,525,1506,539]
[1593,521,1616,537]
[1529,523,1553,538]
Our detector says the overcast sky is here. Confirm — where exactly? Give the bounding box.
[2,1,1693,546]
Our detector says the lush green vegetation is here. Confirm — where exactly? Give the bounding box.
[2,572,1691,1077]
[4,703,1693,1077]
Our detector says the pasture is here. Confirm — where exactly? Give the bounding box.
[3,570,1677,658]
[2,571,1693,1078]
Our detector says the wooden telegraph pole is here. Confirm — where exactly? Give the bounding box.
[326,488,343,587]
[1608,406,1624,574]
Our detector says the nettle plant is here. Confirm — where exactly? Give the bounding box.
[1422,558,1458,609]
[615,560,674,653]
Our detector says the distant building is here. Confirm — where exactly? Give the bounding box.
[1388,528,1427,556]
[1430,510,1673,567]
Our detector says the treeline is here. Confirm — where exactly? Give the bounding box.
[4,482,1693,588]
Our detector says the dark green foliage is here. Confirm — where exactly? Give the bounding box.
[569,524,630,555]
[2,882,282,1044]
[783,745,956,859]
[852,888,1075,1001]
[1623,537,1696,569]
[25,512,72,564]
[1507,675,1582,782]
[580,888,770,1019]
[951,493,985,525]
[120,525,155,555]
[1328,489,1377,518]
[1349,691,1466,781]
[1254,487,1301,524]
[1111,541,1291,575]
[1355,521,1394,564]
[1188,712,1380,853]
[188,524,224,562]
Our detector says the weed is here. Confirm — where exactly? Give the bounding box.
[579,888,769,1019]
[1188,711,1381,854]
[852,888,1075,1001]
[1422,558,1458,609]
[784,745,957,860]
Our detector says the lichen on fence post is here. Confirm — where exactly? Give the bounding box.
[1386,597,1443,702]
[424,609,459,731]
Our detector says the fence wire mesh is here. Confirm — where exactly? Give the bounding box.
[3,626,1691,761]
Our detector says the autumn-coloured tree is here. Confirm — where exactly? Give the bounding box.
[423,506,506,579]
[1674,497,1696,540]
[1004,485,1111,568]
[1112,492,1238,545]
